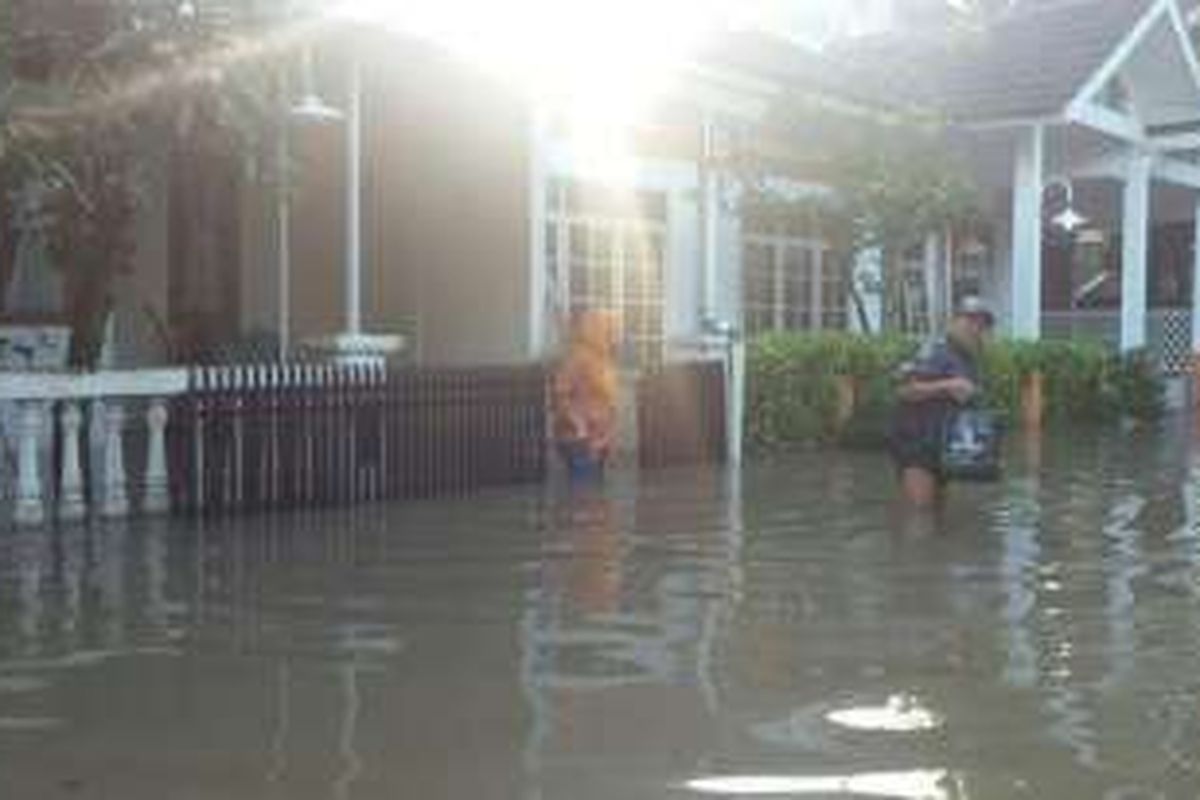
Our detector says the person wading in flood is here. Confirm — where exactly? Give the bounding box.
[889,297,995,508]
[552,311,619,482]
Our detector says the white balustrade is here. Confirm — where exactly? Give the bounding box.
[144,398,171,514]
[101,401,129,518]
[14,400,45,526]
[1,369,188,528]
[58,402,86,522]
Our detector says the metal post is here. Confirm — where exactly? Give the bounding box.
[345,54,363,337]
[277,118,292,361]
[700,113,720,322]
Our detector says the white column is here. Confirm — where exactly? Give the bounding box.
[923,232,941,332]
[811,246,824,329]
[143,398,170,514]
[277,122,292,360]
[728,338,745,468]
[942,229,955,319]
[528,106,550,358]
[852,248,884,333]
[58,402,86,522]
[700,114,720,322]
[1010,124,1044,339]
[344,53,363,336]
[14,401,45,527]
[1191,196,1200,354]
[1121,151,1152,352]
[101,401,130,518]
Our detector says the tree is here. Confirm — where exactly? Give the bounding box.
[0,0,291,366]
[731,94,986,334]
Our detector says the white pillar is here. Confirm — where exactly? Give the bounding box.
[277,125,292,360]
[58,402,86,522]
[1121,151,1152,352]
[143,398,170,514]
[941,229,954,323]
[1010,124,1044,339]
[728,339,745,468]
[811,246,824,329]
[528,106,550,358]
[700,114,720,322]
[344,53,363,337]
[14,401,45,527]
[922,232,941,332]
[1191,195,1200,353]
[852,248,884,333]
[101,401,130,518]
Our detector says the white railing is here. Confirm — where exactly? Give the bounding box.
[0,369,189,527]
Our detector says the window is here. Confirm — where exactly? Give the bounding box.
[901,247,931,335]
[742,232,843,337]
[545,180,667,366]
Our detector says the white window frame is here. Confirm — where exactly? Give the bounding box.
[544,180,669,365]
[743,233,843,335]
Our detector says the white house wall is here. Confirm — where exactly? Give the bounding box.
[237,161,281,345]
[364,45,533,366]
[248,39,536,367]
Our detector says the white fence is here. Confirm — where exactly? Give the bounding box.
[0,370,189,527]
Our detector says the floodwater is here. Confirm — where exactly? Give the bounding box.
[4,423,1200,799]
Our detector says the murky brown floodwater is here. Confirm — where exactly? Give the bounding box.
[4,421,1200,799]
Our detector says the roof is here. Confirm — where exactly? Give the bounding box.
[705,0,1164,123]
[698,30,922,113]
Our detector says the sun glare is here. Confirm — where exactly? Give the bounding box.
[331,0,725,181]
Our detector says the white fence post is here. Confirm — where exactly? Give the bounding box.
[14,400,46,527]
[58,401,86,522]
[144,398,170,514]
[101,400,130,518]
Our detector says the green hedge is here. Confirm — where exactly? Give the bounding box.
[746,332,1166,449]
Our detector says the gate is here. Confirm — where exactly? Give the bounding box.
[637,360,727,469]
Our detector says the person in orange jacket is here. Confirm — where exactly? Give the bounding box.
[552,311,619,481]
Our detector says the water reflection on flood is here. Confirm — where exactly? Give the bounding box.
[685,769,962,798]
[2,424,1200,798]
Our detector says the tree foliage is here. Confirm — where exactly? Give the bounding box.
[0,0,293,365]
[732,93,987,334]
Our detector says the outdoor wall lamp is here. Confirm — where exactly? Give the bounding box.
[277,41,345,360]
[290,46,344,124]
[1043,175,1088,232]
[701,314,737,341]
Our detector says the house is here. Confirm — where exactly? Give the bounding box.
[11,0,1200,381]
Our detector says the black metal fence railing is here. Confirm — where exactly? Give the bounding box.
[169,364,549,515]
[637,360,727,469]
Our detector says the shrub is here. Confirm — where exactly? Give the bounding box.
[746,332,1165,450]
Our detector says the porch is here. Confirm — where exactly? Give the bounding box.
[1042,308,1194,375]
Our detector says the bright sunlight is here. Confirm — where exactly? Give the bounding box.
[325,1,875,181]
[330,0,733,181]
